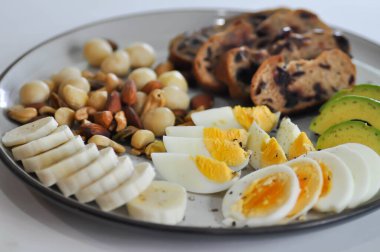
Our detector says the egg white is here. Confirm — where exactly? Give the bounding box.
[151,153,240,194]
[305,151,354,213]
[247,122,270,169]
[222,164,300,227]
[165,126,204,138]
[276,117,301,155]
[343,143,380,202]
[325,145,371,208]
[191,106,242,129]
[163,136,249,171]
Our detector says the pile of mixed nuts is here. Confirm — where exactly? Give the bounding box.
[8,38,214,158]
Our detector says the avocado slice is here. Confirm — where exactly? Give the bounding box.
[316,121,380,155]
[320,84,380,111]
[310,95,380,134]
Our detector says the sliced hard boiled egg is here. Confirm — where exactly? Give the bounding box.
[165,126,248,147]
[151,153,240,194]
[233,105,280,132]
[247,122,287,169]
[222,164,300,227]
[191,105,279,132]
[191,106,242,129]
[285,157,322,219]
[305,151,354,213]
[277,117,315,158]
[344,143,380,202]
[325,145,371,208]
[163,136,250,171]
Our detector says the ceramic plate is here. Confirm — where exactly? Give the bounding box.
[1,9,380,234]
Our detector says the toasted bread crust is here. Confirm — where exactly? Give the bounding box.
[250,49,356,114]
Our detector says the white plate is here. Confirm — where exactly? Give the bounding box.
[1,9,380,234]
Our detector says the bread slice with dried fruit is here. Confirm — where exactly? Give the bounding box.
[250,49,356,114]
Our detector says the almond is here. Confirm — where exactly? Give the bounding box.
[121,80,137,106]
[105,91,122,113]
[79,122,110,139]
[190,93,214,110]
[93,111,113,129]
[123,106,143,129]
[141,80,163,94]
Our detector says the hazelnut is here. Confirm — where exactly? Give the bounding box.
[142,107,175,136]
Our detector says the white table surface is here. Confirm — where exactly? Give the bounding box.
[1,1,380,251]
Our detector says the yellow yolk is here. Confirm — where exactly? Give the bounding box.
[204,138,249,167]
[203,127,248,147]
[318,162,333,198]
[288,132,316,159]
[193,155,234,183]
[235,172,292,217]
[287,162,322,217]
[233,105,278,132]
[261,138,287,167]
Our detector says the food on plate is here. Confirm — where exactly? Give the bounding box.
[100,50,131,77]
[158,70,188,92]
[57,147,119,197]
[127,180,187,225]
[152,153,240,194]
[250,49,355,114]
[35,143,99,186]
[11,125,74,160]
[191,105,279,131]
[1,117,58,147]
[21,135,85,172]
[165,126,248,147]
[276,118,315,159]
[222,165,300,227]
[285,158,322,219]
[125,42,156,68]
[163,136,250,171]
[19,80,51,105]
[96,162,155,211]
[324,145,371,208]
[304,151,354,213]
[320,83,380,110]
[83,38,114,67]
[75,156,134,203]
[247,122,287,169]
[310,95,380,134]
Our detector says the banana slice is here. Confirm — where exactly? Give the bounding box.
[96,162,155,212]
[57,147,118,197]
[36,143,99,186]
[12,125,74,160]
[22,135,84,173]
[127,180,187,225]
[75,156,134,203]
[2,117,58,147]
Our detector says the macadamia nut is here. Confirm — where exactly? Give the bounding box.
[101,50,130,77]
[158,70,188,92]
[162,86,190,110]
[125,42,156,68]
[128,67,157,90]
[83,38,113,67]
[19,80,50,105]
[142,107,175,136]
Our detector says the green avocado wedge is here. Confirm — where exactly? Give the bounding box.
[310,95,380,135]
[316,121,380,155]
[320,84,380,111]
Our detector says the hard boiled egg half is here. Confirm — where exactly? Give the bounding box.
[191,105,280,132]
[222,164,300,227]
[152,153,240,194]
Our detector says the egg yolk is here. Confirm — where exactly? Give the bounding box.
[287,162,322,218]
[288,132,316,159]
[235,172,292,217]
[193,155,234,183]
[233,105,278,132]
[204,138,250,167]
[203,127,248,147]
[261,138,287,167]
[318,162,333,198]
